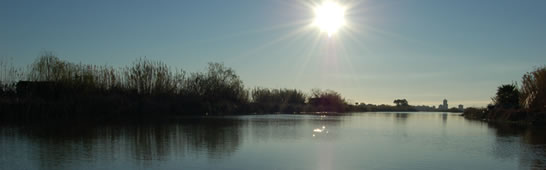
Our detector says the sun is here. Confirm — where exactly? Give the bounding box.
[313,1,346,37]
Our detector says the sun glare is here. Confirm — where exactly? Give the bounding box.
[313,1,346,37]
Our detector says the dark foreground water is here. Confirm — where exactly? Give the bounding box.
[1,112,546,170]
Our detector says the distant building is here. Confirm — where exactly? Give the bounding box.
[438,99,448,110]
[458,104,464,111]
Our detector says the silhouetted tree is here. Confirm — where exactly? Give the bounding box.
[393,99,409,107]
[124,57,178,95]
[308,89,346,112]
[492,84,520,109]
[182,62,248,114]
[28,52,70,82]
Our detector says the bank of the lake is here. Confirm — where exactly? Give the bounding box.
[462,66,545,126]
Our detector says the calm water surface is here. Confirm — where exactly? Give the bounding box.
[1,112,546,170]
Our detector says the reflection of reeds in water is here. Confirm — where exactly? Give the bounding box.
[0,119,243,168]
[486,122,546,169]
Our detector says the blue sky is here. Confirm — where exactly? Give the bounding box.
[1,0,545,107]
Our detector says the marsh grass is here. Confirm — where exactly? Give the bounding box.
[0,53,452,122]
[1,53,359,122]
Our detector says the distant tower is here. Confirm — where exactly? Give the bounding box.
[458,104,464,111]
[443,99,448,109]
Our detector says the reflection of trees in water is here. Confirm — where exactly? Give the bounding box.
[178,119,243,159]
[14,124,117,170]
[245,115,342,142]
[521,129,546,169]
[3,119,244,170]
[248,117,304,141]
[1,116,346,170]
[486,123,546,169]
[364,112,411,122]
[382,112,411,125]
[392,113,410,137]
[441,113,448,125]
[394,112,410,122]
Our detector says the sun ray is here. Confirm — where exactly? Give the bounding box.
[294,31,323,85]
[198,18,314,46]
[227,25,312,63]
[334,36,358,85]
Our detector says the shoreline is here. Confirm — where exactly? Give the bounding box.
[461,108,546,126]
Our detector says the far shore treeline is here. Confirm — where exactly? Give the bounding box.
[0,53,457,122]
[463,66,546,125]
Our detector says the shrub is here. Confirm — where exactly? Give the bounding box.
[520,66,546,112]
[492,84,520,109]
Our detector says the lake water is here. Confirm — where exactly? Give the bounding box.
[1,112,546,170]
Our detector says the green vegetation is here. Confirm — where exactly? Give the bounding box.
[463,66,546,124]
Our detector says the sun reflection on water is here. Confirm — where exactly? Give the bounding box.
[312,125,329,137]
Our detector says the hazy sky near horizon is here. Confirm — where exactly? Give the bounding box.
[1,0,545,107]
